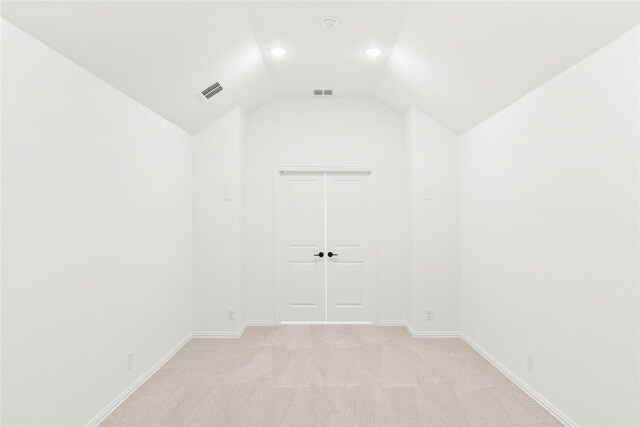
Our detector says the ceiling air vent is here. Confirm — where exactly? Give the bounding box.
[313,89,333,96]
[199,82,223,100]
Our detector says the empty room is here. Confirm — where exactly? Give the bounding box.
[1,1,638,426]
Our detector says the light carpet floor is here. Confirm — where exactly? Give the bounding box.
[102,325,560,426]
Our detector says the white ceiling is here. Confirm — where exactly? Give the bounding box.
[1,1,275,133]
[376,1,640,133]
[244,1,408,97]
[2,1,638,134]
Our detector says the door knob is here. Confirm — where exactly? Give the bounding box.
[314,252,324,258]
[328,252,338,258]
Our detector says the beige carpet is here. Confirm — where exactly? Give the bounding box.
[101,325,560,426]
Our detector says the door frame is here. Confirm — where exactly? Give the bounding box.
[273,166,379,324]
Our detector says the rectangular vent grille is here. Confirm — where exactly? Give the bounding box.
[313,89,333,96]
[200,82,223,100]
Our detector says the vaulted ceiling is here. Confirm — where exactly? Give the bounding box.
[3,1,638,134]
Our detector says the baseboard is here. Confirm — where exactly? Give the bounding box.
[280,321,373,325]
[409,330,461,337]
[245,320,278,326]
[376,321,460,337]
[461,334,576,427]
[85,333,192,427]
[192,330,244,338]
[405,322,461,338]
[192,320,283,338]
[83,326,573,427]
[376,320,408,326]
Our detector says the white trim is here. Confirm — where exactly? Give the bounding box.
[375,320,408,327]
[409,331,461,338]
[461,334,576,427]
[193,322,247,339]
[280,321,373,325]
[375,320,461,338]
[192,332,243,338]
[84,333,192,427]
[324,172,328,322]
[84,326,572,427]
[245,320,278,326]
[377,321,460,337]
[405,323,460,338]
[273,168,280,323]
[278,166,375,174]
[192,321,278,338]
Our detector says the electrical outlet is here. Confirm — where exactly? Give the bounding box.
[127,352,134,370]
[526,353,534,372]
[227,309,235,320]
[426,309,434,321]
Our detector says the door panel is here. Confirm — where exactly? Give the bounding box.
[289,261,320,306]
[332,261,363,306]
[331,180,361,246]
[276,172,325,322]
[289,180,319,246]
[326,172,377,322]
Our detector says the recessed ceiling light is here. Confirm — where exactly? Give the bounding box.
[365,47,382,57]
[270,47,287,57]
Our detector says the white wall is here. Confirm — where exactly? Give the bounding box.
[460,26,639,426]
[192,107,245,333]
[238,111,248,329]
[1,20,192,426]
[5,12,636,426]
[245,97,408,323]
[405,108,460,333]
[404,110,415,328]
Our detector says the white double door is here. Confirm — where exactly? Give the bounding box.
[277,171,377,322]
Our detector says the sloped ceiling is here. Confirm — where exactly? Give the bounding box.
[2,1,638,134]
[376,1,640,133]
[1,1,275,133]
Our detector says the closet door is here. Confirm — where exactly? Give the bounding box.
[276,172,326,322]
[326,172,377,322]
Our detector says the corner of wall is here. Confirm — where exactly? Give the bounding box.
[403,107,416,328]
[237,107,248,329]
[191,106,246,334]
[404,106,461,335]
